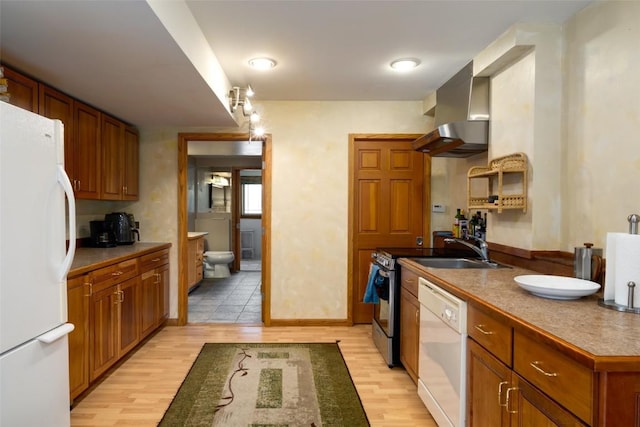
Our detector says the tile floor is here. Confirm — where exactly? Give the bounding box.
[187,260,262,323]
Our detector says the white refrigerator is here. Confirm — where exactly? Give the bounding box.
[0,102,76,426]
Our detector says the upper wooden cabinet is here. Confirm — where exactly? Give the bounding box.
[73,101,102,199]
[3,65,38,112]
[101,115,139,200]
[2,64,138,201]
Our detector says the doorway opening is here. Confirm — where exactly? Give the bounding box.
[177,133,272,326]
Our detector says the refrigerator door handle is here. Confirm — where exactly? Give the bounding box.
[37,323,75,344]
[57,165,76,282]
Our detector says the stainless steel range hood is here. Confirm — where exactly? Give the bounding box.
[413,61,489,158]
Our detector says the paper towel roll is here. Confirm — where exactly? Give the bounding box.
[605,232,640,307]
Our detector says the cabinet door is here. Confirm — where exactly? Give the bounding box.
[512,374,586,427]
[2,65,38,112]
[39,85,74,179]
[90,285,119,381]
[467,338,512,427]
[67,275,90,401]
[188,238,197,288]
[101,114,124,200]
[74,101,101,199]
[122,126,139,200]
[158,263,170,321]
[139,269,160,338]
[118,277,140,356]
[399,286,419,383]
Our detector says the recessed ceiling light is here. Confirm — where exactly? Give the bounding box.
[248,57,277,70]
[390,58,420,71]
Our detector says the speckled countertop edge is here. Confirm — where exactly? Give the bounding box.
[399,258,640,359]
[69,242,171,277]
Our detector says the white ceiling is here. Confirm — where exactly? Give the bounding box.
[0,0,593,128]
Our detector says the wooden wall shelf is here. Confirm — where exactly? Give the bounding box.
[467,152,528,213]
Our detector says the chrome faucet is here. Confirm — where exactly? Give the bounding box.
[444,236,490,262]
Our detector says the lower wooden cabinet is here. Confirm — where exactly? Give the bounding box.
[90,277,140,382]
[399,268,419,384]
[467,338,585,426]
[140,262,169,338]
[188,235,204,291]
[68,247,170,401]
[67,275,91,401]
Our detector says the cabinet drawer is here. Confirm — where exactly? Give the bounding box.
[467,304,512,365]
[139,249,169,272]
[90,259,138,291]
[514,331,593,424]
[401,269,419,298]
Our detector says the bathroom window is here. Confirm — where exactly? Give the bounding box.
[242,183,262,217]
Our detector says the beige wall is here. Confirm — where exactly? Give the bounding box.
[117,0,640,319]
[434,1,640,254]
[132,102,429,319]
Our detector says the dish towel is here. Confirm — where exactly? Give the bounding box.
[363,264,381,304]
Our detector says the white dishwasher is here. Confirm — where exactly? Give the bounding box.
[417,277,467,427]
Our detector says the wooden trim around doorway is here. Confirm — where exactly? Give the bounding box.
[177,133,272,326]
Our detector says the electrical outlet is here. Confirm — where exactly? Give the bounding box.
[432,204,446,213]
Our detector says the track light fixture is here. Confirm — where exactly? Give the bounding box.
[229,84,255,117]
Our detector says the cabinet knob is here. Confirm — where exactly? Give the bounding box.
[498,381,509,407]
[505,387,519,414]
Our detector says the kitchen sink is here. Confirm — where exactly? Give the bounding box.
[413,257,510,269]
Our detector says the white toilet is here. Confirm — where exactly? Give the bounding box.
[203,251,235,278]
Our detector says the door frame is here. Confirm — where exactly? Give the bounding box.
[177,132,272,326]
[347,133,430,323]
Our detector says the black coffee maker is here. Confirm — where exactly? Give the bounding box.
[104,212,139,245]
[89,220,117,247]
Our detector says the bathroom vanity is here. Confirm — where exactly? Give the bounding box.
[187,232,207,291]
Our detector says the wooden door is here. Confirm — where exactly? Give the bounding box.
[140,269,159,338]
[2,65,38,112]
[101,114,124,200]
[74,101,101,199]
[122,125,139,200]
[349,134,428,324]
[67,275,90,400]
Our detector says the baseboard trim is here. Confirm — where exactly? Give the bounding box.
[268,318,353,327]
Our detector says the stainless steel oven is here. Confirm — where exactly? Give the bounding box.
[371,250,399,367]
[370,245,476,369]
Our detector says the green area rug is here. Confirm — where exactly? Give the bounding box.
[159,342,370,426]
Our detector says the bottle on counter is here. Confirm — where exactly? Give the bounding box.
[460,210,469,239]
[453,208,462,238]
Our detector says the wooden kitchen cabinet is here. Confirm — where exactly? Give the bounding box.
[399,268,420,384]
[101,114,139,200]
[467,303,588,426]
[2,65,38,112]
[68,246,171,400]
[188,235,205,291]
[139,249,170,339]
[67,274,91,401]
[89,259,139,381]
[38,85,74,171]
[71,101,102,199]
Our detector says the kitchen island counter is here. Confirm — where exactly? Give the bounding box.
[399,258,640,365]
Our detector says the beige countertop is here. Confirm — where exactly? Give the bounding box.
[399,258,640,362]
[69,242,171,277]
[188,231,208,239]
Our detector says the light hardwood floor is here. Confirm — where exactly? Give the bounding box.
[70,324,436,426]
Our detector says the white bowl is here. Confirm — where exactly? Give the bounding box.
[514,275,601,300]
